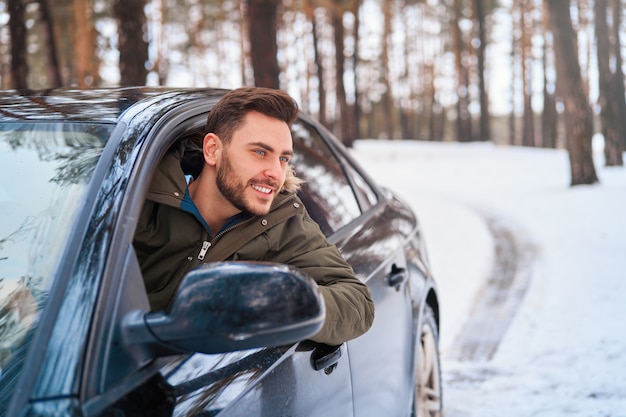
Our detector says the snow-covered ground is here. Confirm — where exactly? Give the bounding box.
[351,139,626,417]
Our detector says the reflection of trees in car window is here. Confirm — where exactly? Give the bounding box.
[0,278,38,416]
[162,346,288,415]
[291,122,360,235]
[0,279,37,370]
[0,126,108,304]
[0,124,110,405]
[0,123,109,185]
[342,161,378,210]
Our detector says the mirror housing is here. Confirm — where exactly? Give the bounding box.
[124,262,325,355]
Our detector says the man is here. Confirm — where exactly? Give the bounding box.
[133,87,374,346]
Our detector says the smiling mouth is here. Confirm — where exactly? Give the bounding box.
[251,184,274,195]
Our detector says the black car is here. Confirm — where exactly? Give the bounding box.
[0,88,441,417]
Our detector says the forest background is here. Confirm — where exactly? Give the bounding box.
[1,0,625,186]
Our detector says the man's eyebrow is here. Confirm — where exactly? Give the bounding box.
[248,141,294,156]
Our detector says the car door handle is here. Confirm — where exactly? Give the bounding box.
[311,343,343,373]
[386,264,406,290]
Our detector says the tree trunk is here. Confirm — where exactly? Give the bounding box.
[427,64,442,141]
[611,0,626,151]
[309,7,327,127]
[37,0,62,87]
[114,0,149,86]
[473,0,490,141]
[546,0,598,186]
[380,0,394,139]
[520,0,535,147]
[351,0,361,140]
[8,0,28,89]
[574,0,592,98]
[595,0,624,166]
[400,4,414,139]
[331,4,353,146]
[154,0,168,86]
[509,5,517,145]
[246,0,280,89]
[73,0,98,87]
[452,0,473,142]
[541,0,558,149]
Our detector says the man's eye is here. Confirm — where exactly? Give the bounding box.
[279,156,290,163]
[255,149,266,156]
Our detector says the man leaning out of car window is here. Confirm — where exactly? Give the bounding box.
[133,86,375,346]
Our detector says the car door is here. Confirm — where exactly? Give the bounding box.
[342,211,415,416]
[164,342,353,416]
[340,162,418,416]
[89,108,355,417]
[291,118,416,415]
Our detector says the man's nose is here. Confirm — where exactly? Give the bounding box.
[264,158,284,180]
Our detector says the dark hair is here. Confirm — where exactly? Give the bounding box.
[205,87,299,144]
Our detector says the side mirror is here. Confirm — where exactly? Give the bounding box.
[124,262,325,355]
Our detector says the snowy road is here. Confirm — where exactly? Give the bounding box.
[442,211,539,415]
[446,214,535,363]
[352,139,626,417]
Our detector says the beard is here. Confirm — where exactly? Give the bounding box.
[216,151,278,216]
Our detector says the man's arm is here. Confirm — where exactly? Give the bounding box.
[264,207,375,345]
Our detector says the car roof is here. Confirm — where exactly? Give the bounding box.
[0,87,230,123]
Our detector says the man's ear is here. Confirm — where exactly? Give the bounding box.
[203,133,221,166]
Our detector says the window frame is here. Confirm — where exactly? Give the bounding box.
[295,114,384,216]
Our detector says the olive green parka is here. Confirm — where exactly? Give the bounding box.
[133,150,374,345]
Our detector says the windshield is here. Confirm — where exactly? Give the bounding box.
[0,122,111,388]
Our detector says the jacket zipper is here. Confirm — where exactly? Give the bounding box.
[196,218,252,260]
[197,241,211,260]
[195,194,296,261]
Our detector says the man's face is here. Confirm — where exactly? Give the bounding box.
[215,111,293,216]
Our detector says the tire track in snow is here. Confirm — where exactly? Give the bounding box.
[447,214,536,362]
